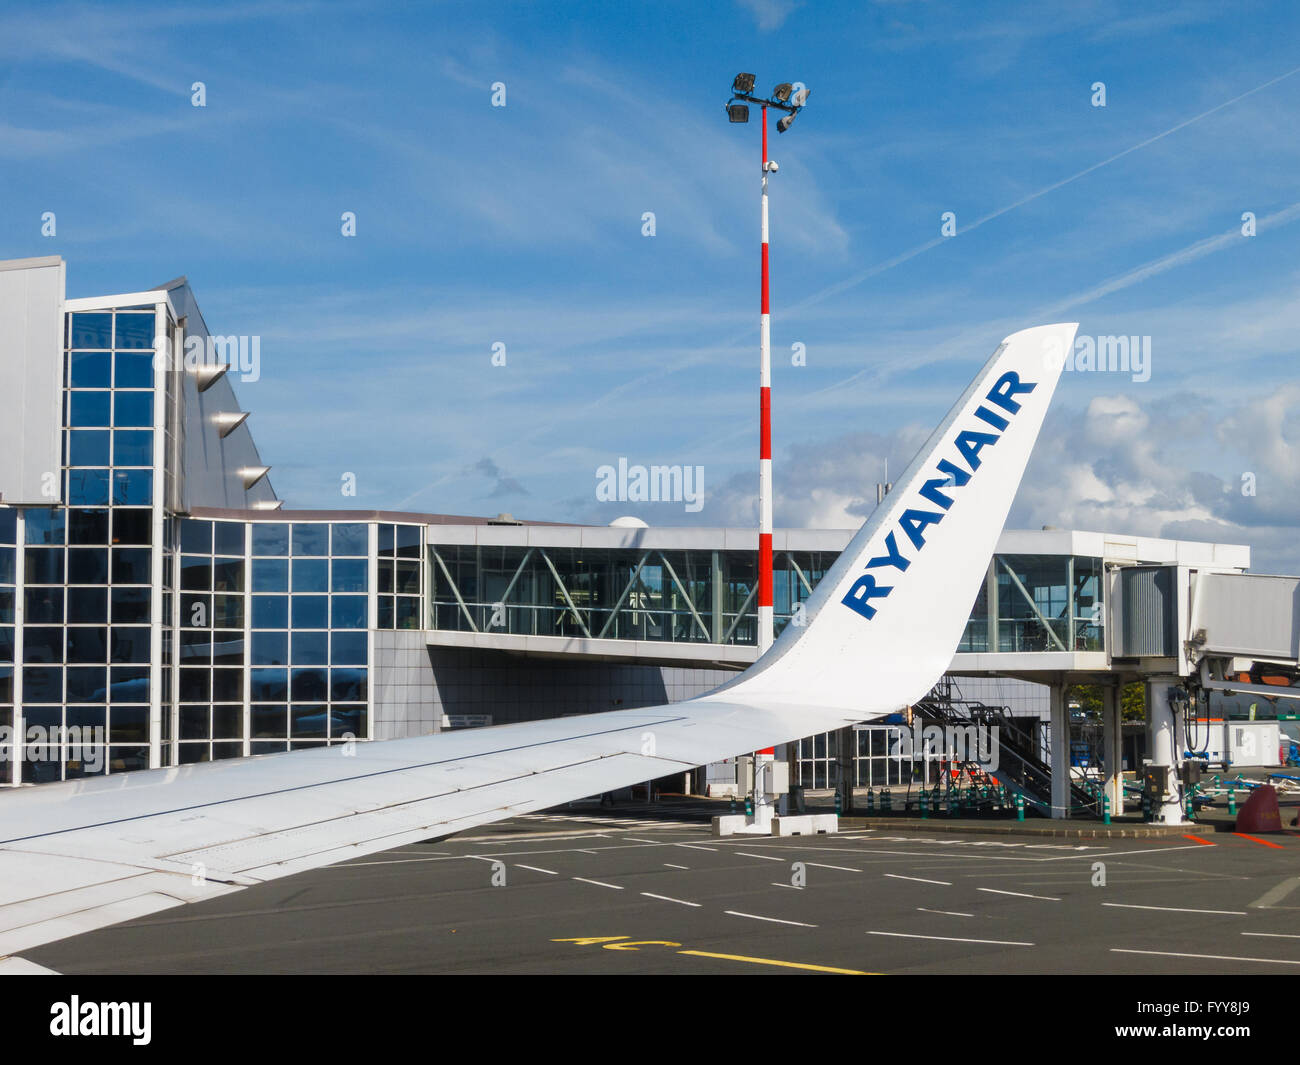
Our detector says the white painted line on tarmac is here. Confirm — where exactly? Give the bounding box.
[917,908,975,917]
[868,931,1034,946]
[1249,876,1300,909]
[803,862,861,872]
[725,911,817,927]
[978,888,1060,901]
[572,877,623,890]
[736,852,783,862]
[663,863,690,870]
[885,873,952,886]
[1102,902,1246,916]
[642,892,701,907]
[515,864,558,875]
[674,844,717,852]
[1242,931,1300,939]
[1112,948,1300,966]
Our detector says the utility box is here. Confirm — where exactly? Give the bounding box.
[735,756,754,794]
[1142,764,1171,798]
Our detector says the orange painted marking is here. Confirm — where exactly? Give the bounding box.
[1183,834,1215,845]
[1234,832,1285,849]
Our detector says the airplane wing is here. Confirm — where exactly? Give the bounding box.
[0,323,1074,966]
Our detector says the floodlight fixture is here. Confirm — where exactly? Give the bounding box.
[791,87,810,108]
[772,82,793,103]
[727,102,750,123]
[776,112,795,133]
[732,72,756,94]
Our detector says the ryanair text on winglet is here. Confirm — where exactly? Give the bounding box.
[841,370,1036,621]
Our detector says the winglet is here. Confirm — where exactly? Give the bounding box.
[705,323,1077,716]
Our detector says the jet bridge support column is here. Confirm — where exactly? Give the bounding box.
[1145,676,1185,825]
[1049,682,1070,819]
[1102,682,1124,816]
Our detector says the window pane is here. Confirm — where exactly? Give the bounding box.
[251,630,288,666]
[292,595,328,629]
[111,509,151,545]
[331,557,367,593]
[212,558,244,593]
[113,350,153,387]
[68,313,112,349]
[70,391,111,427]
[252,523,288,556]
[66,627,107,663]
[67,547,109,585]
[67,586,108,624]
[24,509,64,545]
[291,631,328,665]
[113,430,152,467]
[291,667,328,702]
[111,547,152,583]
[25,548,64,585]
[331,630,366,664]
[395,525,420,558]
[292,558,328,592]
[291,524,328,556]
[213,522,245,556]
[69,430,110,466]
[23,627,63,663]
[330,667,366,702]
[251,557,287,592]
[331,523,367,556]
[109,704,149,742]
[331,595,366,629]
[111,587,150,624]
[109,627,150,663]
[251,595,288,629]
[180,519,212,554]
[68,508,109,545]
[113,392,152,427]
[113,312,155,349]
[25,588,63,623]
[109,668,148,705]
[67,469,110,506]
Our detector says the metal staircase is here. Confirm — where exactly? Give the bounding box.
[913,678,1099,817]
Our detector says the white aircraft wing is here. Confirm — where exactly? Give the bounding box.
[0,323,1074,964]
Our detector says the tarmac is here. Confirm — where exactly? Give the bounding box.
[23,795,1300,976]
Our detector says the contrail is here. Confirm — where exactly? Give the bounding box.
[403,66,1300,509]
[698,198,1300,454]
[786,63,1300,317]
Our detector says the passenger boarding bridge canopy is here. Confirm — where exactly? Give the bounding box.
[424,526,1250,673]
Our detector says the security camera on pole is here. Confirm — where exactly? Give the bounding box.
[725,73,810,656]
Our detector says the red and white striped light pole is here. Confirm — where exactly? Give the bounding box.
[758,105,774,652]
[726,74,809,654]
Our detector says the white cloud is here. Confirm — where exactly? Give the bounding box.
[736,0,801,31]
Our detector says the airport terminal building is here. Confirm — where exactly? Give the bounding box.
[0,257,1255,787]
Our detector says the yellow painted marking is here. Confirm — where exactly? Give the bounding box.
[552,936,629,946]
[602,940,682,951]
[678,949,874,975]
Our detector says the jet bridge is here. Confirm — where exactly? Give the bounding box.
[1107,566,1300,824]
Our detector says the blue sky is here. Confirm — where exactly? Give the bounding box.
[5,0,1300,570]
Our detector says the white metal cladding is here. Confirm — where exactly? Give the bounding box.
[1193,572,1300,660]
[0,257,65,505]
